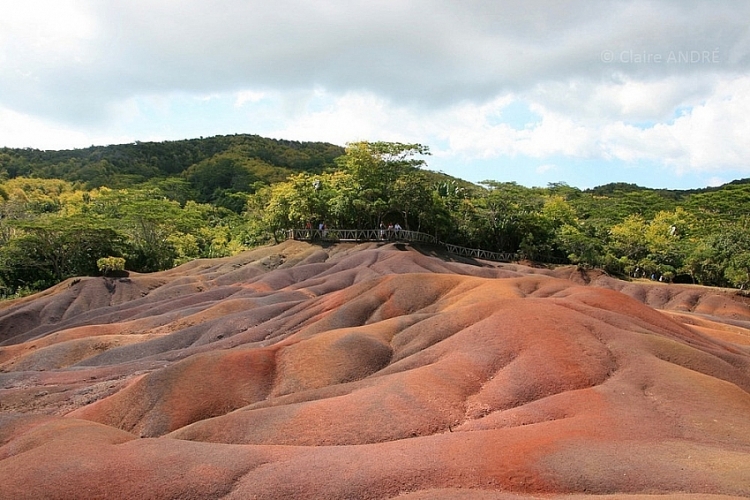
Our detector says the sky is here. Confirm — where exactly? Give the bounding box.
[1,1,749,190]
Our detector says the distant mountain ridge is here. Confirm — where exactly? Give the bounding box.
[3,133,749,196]
[0,134,345,188]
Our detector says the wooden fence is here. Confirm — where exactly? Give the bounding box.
[443,243,518,263]
[286,228,518,263]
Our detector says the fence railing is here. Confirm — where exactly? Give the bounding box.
[286,228,518,263]
[443,243,518,263]
[286,228,438,244]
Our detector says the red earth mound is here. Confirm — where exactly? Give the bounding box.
[1,240,749,499]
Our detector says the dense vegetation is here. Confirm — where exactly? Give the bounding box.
[2,134,750,298]
[1,135,343,211]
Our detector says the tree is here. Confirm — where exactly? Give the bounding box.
[97,256,126,276]
[710,217,750,289]
[474,182,547,256]
[391,171,438,231]
[683,239,724,286]
[257,173,324,241]
[336,141,430,227]
[0,216,126,294]
[555,223,603,267]
[183,154,258,208]
[641,208,695,280]
[607,214,648,274]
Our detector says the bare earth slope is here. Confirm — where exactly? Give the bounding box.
[1,240,749,499]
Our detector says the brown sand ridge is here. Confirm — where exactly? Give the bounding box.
[1,240,750,499]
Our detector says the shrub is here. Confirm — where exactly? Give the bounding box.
[97,256,126,276]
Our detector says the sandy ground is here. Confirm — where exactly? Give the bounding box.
[1,240,749,499]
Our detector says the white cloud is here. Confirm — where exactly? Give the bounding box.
[268,91,426,145]
[668,76,750,171]
[0,106,130,150]
[595,75,750,172]
[0,0,97,51]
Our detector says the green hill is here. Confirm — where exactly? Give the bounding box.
[0,134,344,191]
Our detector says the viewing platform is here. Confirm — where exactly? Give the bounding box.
[286,228,518,263]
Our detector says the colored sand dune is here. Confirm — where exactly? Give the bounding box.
[1,240,749,499]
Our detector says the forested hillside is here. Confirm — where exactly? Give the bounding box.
[2,135,750,298]
[1,134,343,208]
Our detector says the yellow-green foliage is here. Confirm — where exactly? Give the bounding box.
[97,256,126,274]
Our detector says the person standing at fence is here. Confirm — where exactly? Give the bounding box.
[394,223,402,240]
[379,222,385,240]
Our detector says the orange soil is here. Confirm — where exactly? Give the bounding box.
[1,240,749,499]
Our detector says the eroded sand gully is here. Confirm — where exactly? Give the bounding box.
[1,240,749,499]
